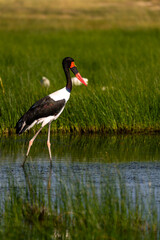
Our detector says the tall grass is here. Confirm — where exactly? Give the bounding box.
[0,165,157,239]
[1,29,160,134]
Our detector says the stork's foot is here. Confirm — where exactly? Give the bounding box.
[50,159,53,168]
[22,155,28,168]
[22,139,33,167]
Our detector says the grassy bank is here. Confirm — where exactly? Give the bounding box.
[0,165,157,239]
[1,28,160,134]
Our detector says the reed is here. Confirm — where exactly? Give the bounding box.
[1,29,160,134]
[0,165,157,239]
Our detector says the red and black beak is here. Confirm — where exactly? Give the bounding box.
[70,62,87,86]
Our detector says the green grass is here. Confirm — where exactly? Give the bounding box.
[1,28,160,134]
[0,165,157,240]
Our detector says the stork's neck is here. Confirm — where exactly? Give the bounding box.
[63,66,72,93]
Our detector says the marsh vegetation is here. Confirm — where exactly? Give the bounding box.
[1,0,160,239]
[1,29,160,134]
[0,134,159,239]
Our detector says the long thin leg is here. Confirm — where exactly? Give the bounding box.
[47,122,52,165]
[22,126,43,167]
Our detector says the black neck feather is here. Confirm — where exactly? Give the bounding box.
[63,65,72,92]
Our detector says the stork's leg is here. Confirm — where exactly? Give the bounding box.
[47,122,52,165]
[22,126,43,167]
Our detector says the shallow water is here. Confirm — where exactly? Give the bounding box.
[1,133,160,215]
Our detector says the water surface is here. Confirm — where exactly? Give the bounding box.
[0,134,160,213]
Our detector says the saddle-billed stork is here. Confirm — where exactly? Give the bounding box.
[15,57,87,166]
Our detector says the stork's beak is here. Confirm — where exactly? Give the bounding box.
[70,62,87,86]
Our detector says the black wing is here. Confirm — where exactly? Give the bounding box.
[15,96,65,134]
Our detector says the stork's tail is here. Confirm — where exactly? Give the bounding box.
[15,118,28,135]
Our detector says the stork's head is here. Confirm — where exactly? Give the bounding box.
[62,57,87,86]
